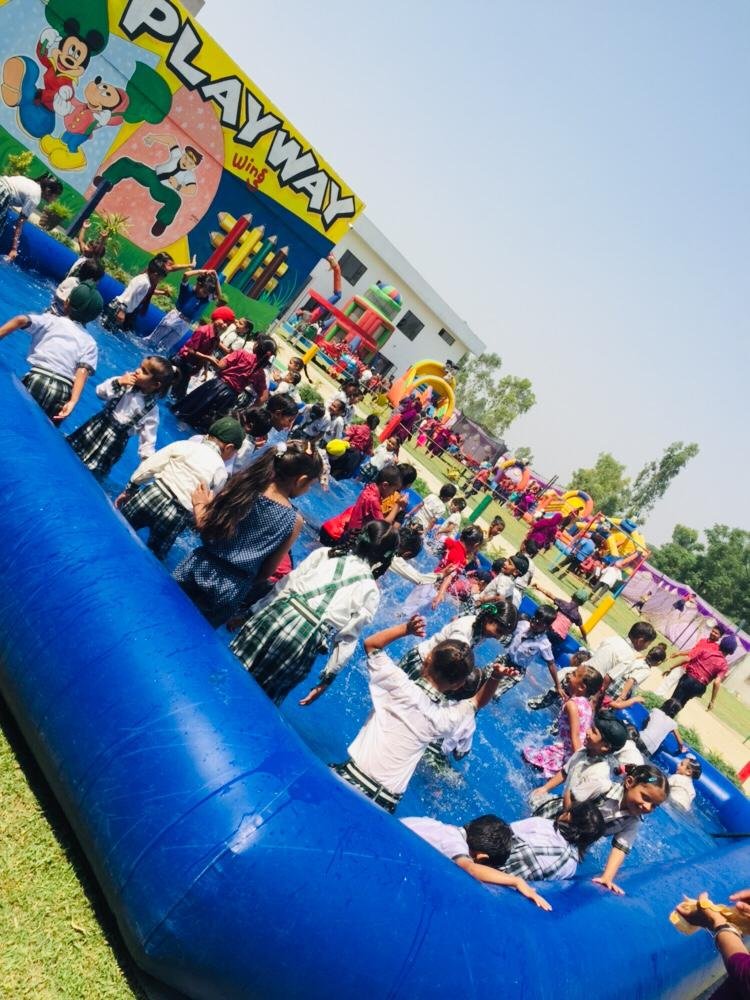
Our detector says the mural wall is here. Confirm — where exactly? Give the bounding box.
[0,0,363,324]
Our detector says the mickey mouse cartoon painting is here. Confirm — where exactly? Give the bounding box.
[1,20,106,140]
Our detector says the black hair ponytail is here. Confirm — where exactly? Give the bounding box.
[328,520,400,579]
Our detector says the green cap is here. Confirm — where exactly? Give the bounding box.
[67,282,103,325]
[573,588,589,603]
[208,417,244,449]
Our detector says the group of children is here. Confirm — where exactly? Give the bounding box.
[1,200,701,912]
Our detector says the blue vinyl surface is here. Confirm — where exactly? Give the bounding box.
[0,249,748,999]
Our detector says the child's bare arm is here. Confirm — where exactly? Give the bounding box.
[53,367,89,423]
[454,858,552,910]
[0,314,30,340]
[364,615,425,654]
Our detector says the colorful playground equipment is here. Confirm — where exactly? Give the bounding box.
[291,278,403,367]
[493,457,531,493]
[387,359,456,419]
[532,488,595,520]
[379,359,457,441]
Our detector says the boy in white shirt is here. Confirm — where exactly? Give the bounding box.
[638,698,687,756]
[0,283,102,422]
[589,622,657,705]
[333,615,508,812]
[410,483,457,532]
[401,814,551,909]
[531,711,628,816]
[478,554,530,605]
[115,416,243,559]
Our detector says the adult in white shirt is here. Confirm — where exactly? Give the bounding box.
[116,417,243,559]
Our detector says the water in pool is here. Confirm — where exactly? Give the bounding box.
[0,259,724,890]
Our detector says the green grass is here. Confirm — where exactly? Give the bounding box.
[0,701,140,999]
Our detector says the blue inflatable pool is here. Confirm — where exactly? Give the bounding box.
[1,367,749,999]
[0,247,748,998]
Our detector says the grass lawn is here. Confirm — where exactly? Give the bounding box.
[0,700,140,1000]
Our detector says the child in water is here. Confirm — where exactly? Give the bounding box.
[174,441,321,626]
[232,521,399,706]
[115,417,244,559]
[67,356,176,477]
[522,664,603,777]
[500,802,605,882]
[333,615,509,812]
[0,282,102,422]
[401,814,551,910]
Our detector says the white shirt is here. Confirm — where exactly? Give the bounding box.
[348,649,477,794]
[598,565,622,588]
[368,443,395,472]
[507,619,554,668]
[95,377,159,458]
[322,414,345,443]
[441,510,462,535]
[640,708,678,755]
[615,739,645,768]
[563,749,613,803]
[54,274,79,308]
[130,437,228,511]
[155,146,195,188]
[401,817,470,860]
[417,614,476,659]
[668,773,695,810]
[411,493,447,531]
[253,548,380,679]
[482,572,517,603]
[25,313,98,380]
[114,273,151,313]
[0,175,41,217]
[272,381,301,403]
[589,635,637,682]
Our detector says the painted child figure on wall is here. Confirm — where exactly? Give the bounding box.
[96,134,202,238]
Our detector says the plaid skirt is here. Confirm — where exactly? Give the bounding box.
[119,481,192,560]
[67,411,129,476]
[532,794,565,821]
[230,596,330,705]
[22,368,72,417]
[398,645,424,681]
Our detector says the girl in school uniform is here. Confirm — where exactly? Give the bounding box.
[67,356,176,477]
[231,521,399,706]
[0,283,102,422]
[103,253,176,332]
[174,440,321,626]
[174,335,276,432]
[500,802,605,882]
[397,601,519,686]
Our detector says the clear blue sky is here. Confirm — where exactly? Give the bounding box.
[201,1,749,544]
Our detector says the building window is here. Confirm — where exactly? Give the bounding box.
[339,250,367,286]
[397,310,424,341]
[438,327,455,346]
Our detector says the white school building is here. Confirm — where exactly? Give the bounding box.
[289,215,486,376]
